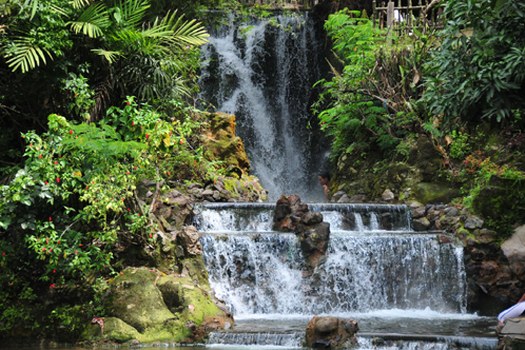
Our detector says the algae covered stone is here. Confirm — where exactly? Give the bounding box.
[105,267,176,332]
[100,266,233,344]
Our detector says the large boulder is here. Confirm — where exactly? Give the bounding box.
[501,225,525,280]
[305,316,358,349]
[88,267,232,344]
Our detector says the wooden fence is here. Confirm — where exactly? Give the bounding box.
[373,0,442,33]
[237,0,318,9]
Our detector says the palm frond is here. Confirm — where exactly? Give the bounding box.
[118,0,150,28]
[50,4,69,16]
[4,36,53,73]
[91,48,122,63]
[22,0,39,20]
[70,0,91,9]
[68,2,110,38]
[162,11,209,47]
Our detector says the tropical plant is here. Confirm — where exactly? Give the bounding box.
[314,9,431,161]
[423,0,525,125]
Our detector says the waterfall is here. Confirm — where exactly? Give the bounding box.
[196,203,496,349]
[200,13,328,200]
[197,203,467,317]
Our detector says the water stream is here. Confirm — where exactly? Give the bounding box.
[195,203,497,349]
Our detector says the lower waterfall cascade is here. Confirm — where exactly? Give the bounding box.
[195,202,498,350]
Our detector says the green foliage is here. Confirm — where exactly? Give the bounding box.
[449,130,470,159]
[62,66,96,120]
[0,0,73,72]
[0,95,231,338]
[423,0,525,124]
[315,10,431,161]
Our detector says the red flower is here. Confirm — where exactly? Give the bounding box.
[131,121,135,126]
[48,216,52,222]
[49,283,56,289]
[56,177,61,183]
[52,269,56,274]
[69,130,73,135]
[54,161,58,165]
[1,251,5,257]
[57,240,61,245]
[78,243,83,247]
[42,247,47,252]
[38,154,43,159]
[179,138,185,145]
[145,133,150,140]
[44,181,49,185]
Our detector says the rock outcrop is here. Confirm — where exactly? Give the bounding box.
[84,267,232,344]
[305,316,358,349]
[273,195,330,269]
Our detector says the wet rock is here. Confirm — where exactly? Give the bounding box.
[348,194,367,202]
[331,191,346,202]
[305,316,358,349]
[337,194,351,203]
[273,195,330,270]
[412,217,431,231]
[411,205,427,219]
[178,226,202,256]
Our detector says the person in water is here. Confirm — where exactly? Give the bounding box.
[498,293,525,326]
[318,172,330,200]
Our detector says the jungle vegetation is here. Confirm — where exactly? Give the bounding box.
[0,0,524,342]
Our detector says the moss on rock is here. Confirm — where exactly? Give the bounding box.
[413,182,460,204]
[105,268,176,333]
[96,266,232,345]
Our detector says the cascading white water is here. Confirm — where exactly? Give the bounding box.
[200,13,328,200]
[197,203,496,349]
[197,203,467,316]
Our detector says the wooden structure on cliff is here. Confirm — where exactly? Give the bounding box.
[237,0,318,9]
[373,0,442,32]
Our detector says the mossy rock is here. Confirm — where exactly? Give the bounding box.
[201,112,250,174]
[413,182,460,204]
[98,266,232,344]
[472,176,525,235]
[105,268,176,332]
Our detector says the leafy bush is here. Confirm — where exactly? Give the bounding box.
[315,10,432,161]
[0,97,227,339]
[423,0,525,124]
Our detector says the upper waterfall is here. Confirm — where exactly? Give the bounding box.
[200,13,328,200]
